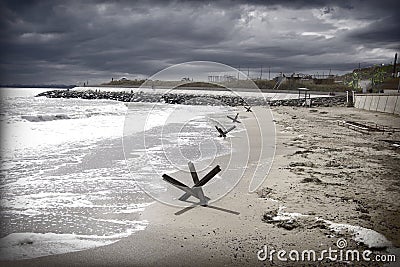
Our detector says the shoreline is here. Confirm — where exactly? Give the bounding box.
[1,105,399,266]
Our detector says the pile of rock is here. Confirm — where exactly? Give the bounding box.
[36,89,250,106]
[36,89,346,107]
[37,90,156,102]
[269,95,347,107]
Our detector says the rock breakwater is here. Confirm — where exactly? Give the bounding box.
[36,89,347,107]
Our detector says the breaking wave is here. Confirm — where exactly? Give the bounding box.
[20,111,124,122]
[21,114,72,122]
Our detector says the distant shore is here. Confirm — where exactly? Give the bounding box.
[0,84,76,89]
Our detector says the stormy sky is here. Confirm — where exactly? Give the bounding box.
[1,0,399,85]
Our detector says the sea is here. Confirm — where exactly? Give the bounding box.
[0,87,236,261]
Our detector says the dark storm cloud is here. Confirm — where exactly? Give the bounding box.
[0,0,399,84]
[347,16,400,49]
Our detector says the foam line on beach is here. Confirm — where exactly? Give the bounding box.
[0,227,147,261]
[271,207,393,249]
[322,219,393,249]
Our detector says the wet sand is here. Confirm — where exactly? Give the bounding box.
[2,106,400,266]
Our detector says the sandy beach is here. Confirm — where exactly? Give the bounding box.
[2,105,399,266]
[2,0,400,265]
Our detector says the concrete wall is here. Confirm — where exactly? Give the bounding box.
[354,94,400,115]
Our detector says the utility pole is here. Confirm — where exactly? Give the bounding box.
[260,66,263,80]
[393,53,398,78]
[269,66,271,80]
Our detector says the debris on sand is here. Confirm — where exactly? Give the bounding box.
[277,220,300,230]
[301,177,323,184]
[355,203,369,214]
[380,139,400,149]
[262,207,306,230]
[262,210,278,223]
[289,161,315,168]
[257,187,273,199]
[325,160,341,167]
[293,150,313,155]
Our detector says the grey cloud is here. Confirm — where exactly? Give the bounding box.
[346,16,400,49]
[0,0,399,84]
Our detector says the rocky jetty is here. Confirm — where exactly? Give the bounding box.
[269,95,347,107]
[36,89,347,107]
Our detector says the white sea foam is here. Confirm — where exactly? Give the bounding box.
[322,219,392,249]
[0,88,237,261]
[113,202,154,214]
[0,227,147,261]
[272,206,307,221]
[1,115,125,153]
[2,192,94,211]
[271,207,392,249]
[21,114,72,122]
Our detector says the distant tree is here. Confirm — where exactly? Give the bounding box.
[347,72,361,90]
[370,67,385,89]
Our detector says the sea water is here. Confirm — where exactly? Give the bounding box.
[0,88,235,260]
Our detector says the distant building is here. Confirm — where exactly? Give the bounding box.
[208,75,237,82]
[273,72,335,85]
